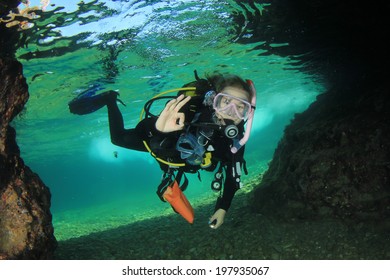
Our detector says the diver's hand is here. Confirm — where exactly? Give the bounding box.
[209,209,226,229]
[156,94,191,133]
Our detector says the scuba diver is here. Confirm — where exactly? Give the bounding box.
[69,71,256,229]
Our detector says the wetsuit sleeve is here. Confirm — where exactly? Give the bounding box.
[215,163,240,211]
[215,146,246,211]
[107,100,164,151]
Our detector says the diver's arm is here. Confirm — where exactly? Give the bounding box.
[209,164,240,229]
[209,146,247,229]
[218,167,240,211]
[107,94,188,150]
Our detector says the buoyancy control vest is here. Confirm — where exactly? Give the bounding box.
[141,70,249,198]
[142,72,245,166]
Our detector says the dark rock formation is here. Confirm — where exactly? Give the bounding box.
[1,0,57,258]
[252,82,390,221]
[0,57,57,259]
[251,0,390,222]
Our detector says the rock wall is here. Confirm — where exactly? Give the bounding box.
[251,1,390,222]
[0,57,56,258]
[251,82,390,221]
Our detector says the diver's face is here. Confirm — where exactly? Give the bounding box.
[214,86,250,125]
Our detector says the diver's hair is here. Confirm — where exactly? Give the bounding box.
[206,72,252,100]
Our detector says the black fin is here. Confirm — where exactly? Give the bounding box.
[68,90,123,115]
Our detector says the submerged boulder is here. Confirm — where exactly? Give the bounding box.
[0,57,57,259]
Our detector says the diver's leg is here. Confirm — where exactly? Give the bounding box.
[106,93,125,139]
[106,93,147,151]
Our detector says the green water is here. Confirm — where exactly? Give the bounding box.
[11,0,324,241]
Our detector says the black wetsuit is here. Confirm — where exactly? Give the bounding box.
[106,98,245,212]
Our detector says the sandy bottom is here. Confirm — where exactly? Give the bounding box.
[53,188,390,260]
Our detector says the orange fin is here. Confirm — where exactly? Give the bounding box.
[163,180,194,224]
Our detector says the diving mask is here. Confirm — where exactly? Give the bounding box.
[213,93,252,120]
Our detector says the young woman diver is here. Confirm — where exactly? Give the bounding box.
[69,71,256,229]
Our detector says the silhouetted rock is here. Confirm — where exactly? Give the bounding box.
[0,57,57,259]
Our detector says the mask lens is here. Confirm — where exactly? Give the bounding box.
[213,93,251,119]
